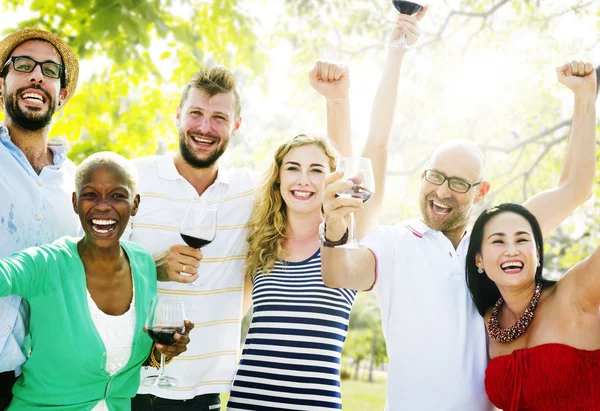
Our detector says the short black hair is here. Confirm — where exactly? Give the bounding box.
[465,203,556,316]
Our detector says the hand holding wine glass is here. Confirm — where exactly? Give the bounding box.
[180,205,217,286]
[144,296,190,387]
[390,2,428,50]
[335,157,376,248]
[155,244,201,283]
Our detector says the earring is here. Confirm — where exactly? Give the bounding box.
[477,267,484,274]
[537,261,541,267]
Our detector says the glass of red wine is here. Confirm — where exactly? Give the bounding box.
[391,0,423,49]
[336,157,375,248]
[143,296,186,387]
[180,205,217,287]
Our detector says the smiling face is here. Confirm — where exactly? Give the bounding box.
[72,164,140,247]
[278,144,330,216]
[418,142,488,233]
[176,88,241,169]
[476,211,539,289]
[1,40,67,130]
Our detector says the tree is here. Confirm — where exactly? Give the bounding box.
[344,292,387,381]
[1,0,266,159]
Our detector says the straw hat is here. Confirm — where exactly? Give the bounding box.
[0,29,79,107]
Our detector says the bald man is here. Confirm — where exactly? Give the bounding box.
[319,60,597,411]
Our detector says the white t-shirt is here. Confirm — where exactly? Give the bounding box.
[127,153,257,399]
[361,219,491,411]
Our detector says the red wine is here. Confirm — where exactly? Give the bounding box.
[337,185,373,203]
[392,0,423,15]
[181,234,212,249]
[147,326,185,345]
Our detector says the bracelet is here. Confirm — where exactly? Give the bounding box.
[149,343,174,368]
[319,222,349,247]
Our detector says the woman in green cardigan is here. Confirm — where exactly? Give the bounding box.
[0,152,192,410]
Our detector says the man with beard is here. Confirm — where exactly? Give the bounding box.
[128,64,352,410]
[0,29,80,409]
[319,61,597,410]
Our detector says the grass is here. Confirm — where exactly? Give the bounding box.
[341,379,386,411]
[219,379,386,410]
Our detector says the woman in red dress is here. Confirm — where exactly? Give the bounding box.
[465,202,600,411]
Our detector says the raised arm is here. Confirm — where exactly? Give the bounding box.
[319,11,427,290]
[358,6,428,234]
[565,239,600,312]
[523,61,597,237]
[309,61,352,157]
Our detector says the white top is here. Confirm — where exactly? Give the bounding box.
[127,153,257,399]
[87,286,136,411]
[361,219,491,411]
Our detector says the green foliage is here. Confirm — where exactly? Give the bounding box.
[53,67,178,163]
[0,0,266,162]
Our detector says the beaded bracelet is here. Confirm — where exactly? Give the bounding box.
[149,343,174,368]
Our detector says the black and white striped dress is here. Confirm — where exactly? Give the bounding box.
[227,249,357,410]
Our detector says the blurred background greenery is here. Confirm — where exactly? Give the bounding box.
[1,0,599,409]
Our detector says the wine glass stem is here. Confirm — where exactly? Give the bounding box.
[154,353,167,385]
[348,212,358,246]
[400,31,406,48]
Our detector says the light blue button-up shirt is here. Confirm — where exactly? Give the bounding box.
[0,125,80,374]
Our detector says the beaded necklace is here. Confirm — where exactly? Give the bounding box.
[487,283,542,343]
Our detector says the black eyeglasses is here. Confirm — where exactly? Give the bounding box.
[424,169,482,194]
[2,56,64,80]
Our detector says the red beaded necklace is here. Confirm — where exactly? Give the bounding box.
[487,283,542,343]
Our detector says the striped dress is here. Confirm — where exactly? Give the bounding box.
[227,249,357,410]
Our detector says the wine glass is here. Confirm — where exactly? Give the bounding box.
[391,0,423,49]
[144,296,186,387]
[180,205,217,287]
[336,157,375,248]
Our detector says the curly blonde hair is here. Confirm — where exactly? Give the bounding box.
[245,134,338,278]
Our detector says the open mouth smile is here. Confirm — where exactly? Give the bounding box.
[291,190,315,200]
[189,133,217,147]
[430,200,452,215]
[90,219,118,235]
[19,87,48,107]
[500,260,524,274]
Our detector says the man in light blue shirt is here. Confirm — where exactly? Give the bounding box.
[0,29,80,409]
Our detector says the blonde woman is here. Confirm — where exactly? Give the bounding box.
[227,134,357,410]
[226,17,426,409]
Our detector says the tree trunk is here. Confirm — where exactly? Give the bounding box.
[368,329,377,382]
[354,359,361,380]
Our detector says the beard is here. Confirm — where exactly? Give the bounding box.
[419,192,471,233]
[178,128,228,169]
[4,84,56,131]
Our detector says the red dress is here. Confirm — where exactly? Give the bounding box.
[485,343,600,410]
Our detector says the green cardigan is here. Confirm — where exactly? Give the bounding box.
[0,236,157,410]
